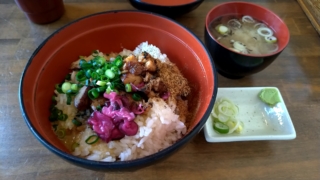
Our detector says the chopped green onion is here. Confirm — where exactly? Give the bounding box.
[91,79,97,86]
[113,55,123,67]
[96,56,106,65]
[80,62,92,69]
[96,69,104,75]
[109,82,115,90]
[56,129,65,139]
[110,66,120,74]
[63,114,68,121]
[66,89,74,94]
[104,62,112,69]
[85,69,92,78]
[85,135,99,144]
[66,94,72,105]
[71,84,78,92]
[265,36,277,43]
[88,88,99,99]
[72,119,82,126]
[58,114,68,121]
[96,86,106,93]
[99,74,107,80]
[257,27,273,37]
[132,93,141,101]
[96,80,106,86]
[106,86,112,94]
[215,24,229,35]
[105,69,115,79]
[76,71,86,82]
[91,72,99,79]
[125,84,132,92]
[61,82,72,93]
[50,108,62,122]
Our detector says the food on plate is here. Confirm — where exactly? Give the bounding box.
[49,42,191,161]
[211,97,244,134]
[209,14,278,55]
[259,88,281,106]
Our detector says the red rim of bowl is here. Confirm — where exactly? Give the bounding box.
[205,1,290,57]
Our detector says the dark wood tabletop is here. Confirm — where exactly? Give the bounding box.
[1,0,319,179]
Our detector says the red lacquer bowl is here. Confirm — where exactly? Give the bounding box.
[205,2,290,79]
[19,11,217,171]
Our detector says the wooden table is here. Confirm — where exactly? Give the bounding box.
[1,0,319,179]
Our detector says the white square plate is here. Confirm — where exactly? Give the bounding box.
[204,87,296,142]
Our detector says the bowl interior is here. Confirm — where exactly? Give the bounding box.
[138,0,198,6]
[205,2,289,57]
[20,11,216,154]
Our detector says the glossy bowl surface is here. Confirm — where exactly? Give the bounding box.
[19,10,217,171]
[128,0,203,17]
[205,2,290,79]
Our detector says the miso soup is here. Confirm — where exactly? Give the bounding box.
[209,14,279,55]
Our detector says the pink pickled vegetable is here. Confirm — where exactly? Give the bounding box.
[104,92,123,107]
[88,111,114,142]
[89,92,145,142]
[116,107,135,121]
[110,128,125,140]
[119,120,139,136]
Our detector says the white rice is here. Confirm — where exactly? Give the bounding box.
[60,97,187,162]
[54,42,186,161]
[133,41,169,63]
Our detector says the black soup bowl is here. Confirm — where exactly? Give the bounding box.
[128,0,204,17]
[205,2,290,79]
